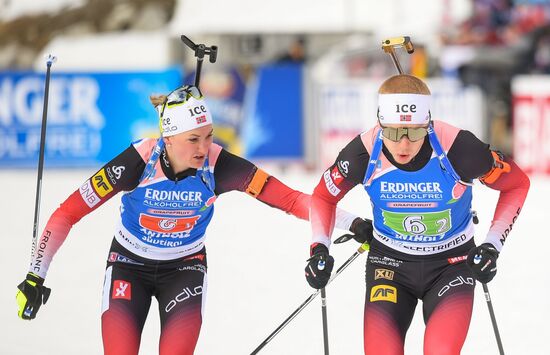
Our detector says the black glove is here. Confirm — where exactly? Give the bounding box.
[334,218,373,244]
[305,243,334,289]
[16,272,51,320]
[466,243,499,283]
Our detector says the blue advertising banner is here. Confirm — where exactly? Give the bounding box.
[0,67,182,168]
[242,64,303,160]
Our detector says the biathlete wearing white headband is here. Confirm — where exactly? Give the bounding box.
[378,92,432,142]
[307,73,529,354]
[159,86,213,137]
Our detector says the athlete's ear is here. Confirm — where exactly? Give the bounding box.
[163,136,172,147]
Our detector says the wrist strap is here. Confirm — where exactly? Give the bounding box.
[27,272,44,286]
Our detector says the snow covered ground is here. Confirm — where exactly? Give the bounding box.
[1,168,548,354]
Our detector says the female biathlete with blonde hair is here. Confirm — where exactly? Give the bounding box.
[16,85,372,355]
[304,74,530,354]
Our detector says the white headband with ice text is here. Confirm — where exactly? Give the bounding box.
[159,96,213,137]
[378,93,431,125]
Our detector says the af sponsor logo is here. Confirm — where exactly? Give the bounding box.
[370,284,397,303]
[105,165,126,184]
[139,213,201,234]
[165,286,203,313]
[331,166,343,185]
[447,255,467,264]
[438,276,474,297]
[337,160,349,176]
[112,280,132,300]
[79,180,100,208]
[374,268,394,281]
[92,169,113,197]
[323,170,341,197]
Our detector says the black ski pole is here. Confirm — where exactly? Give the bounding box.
[29,54,56,263]
[317,257,330,355]
[250,243,369,354]
[320,287,330,355]
[482,283,505,355]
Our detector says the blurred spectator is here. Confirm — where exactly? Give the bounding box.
[276,36,307,63]
[533,32,550,73]
[442,0,550,46]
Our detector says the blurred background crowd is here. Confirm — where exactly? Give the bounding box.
[1,0,549,174]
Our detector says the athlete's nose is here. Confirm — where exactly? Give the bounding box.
[198,139,210,155]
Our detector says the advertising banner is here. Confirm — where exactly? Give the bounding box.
[242,64,303,160]
[0,67,182,167]
[512,75,550,175]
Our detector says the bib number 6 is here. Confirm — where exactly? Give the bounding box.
[403,215,427,235]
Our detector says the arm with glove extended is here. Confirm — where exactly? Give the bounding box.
[17,144,144,319]
[466,152,530,283]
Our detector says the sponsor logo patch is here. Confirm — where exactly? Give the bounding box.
[447,255,467,264]
[323,170,341,196]
[331,166,343,185]
[79,180,100,208]
[438,276,474,297]
[106,165,126,184]
[374,268,395,281]
[139,213,200,233]
[183,254,205,262]
[112,280,132,300]
[108,252,143,265]
[92,169,113,197]
[165,286,203,313]
[337,160,349,176]
[370,285,397,303]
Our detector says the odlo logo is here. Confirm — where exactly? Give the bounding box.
[165,286,203,313]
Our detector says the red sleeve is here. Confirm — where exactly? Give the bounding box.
[310,171,357,247]
[310,135,369,247]
[255,176,310,220]
[483,157,530,252]
[29,145,145,278]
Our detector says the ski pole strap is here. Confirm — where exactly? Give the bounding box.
[139,139,165,183]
